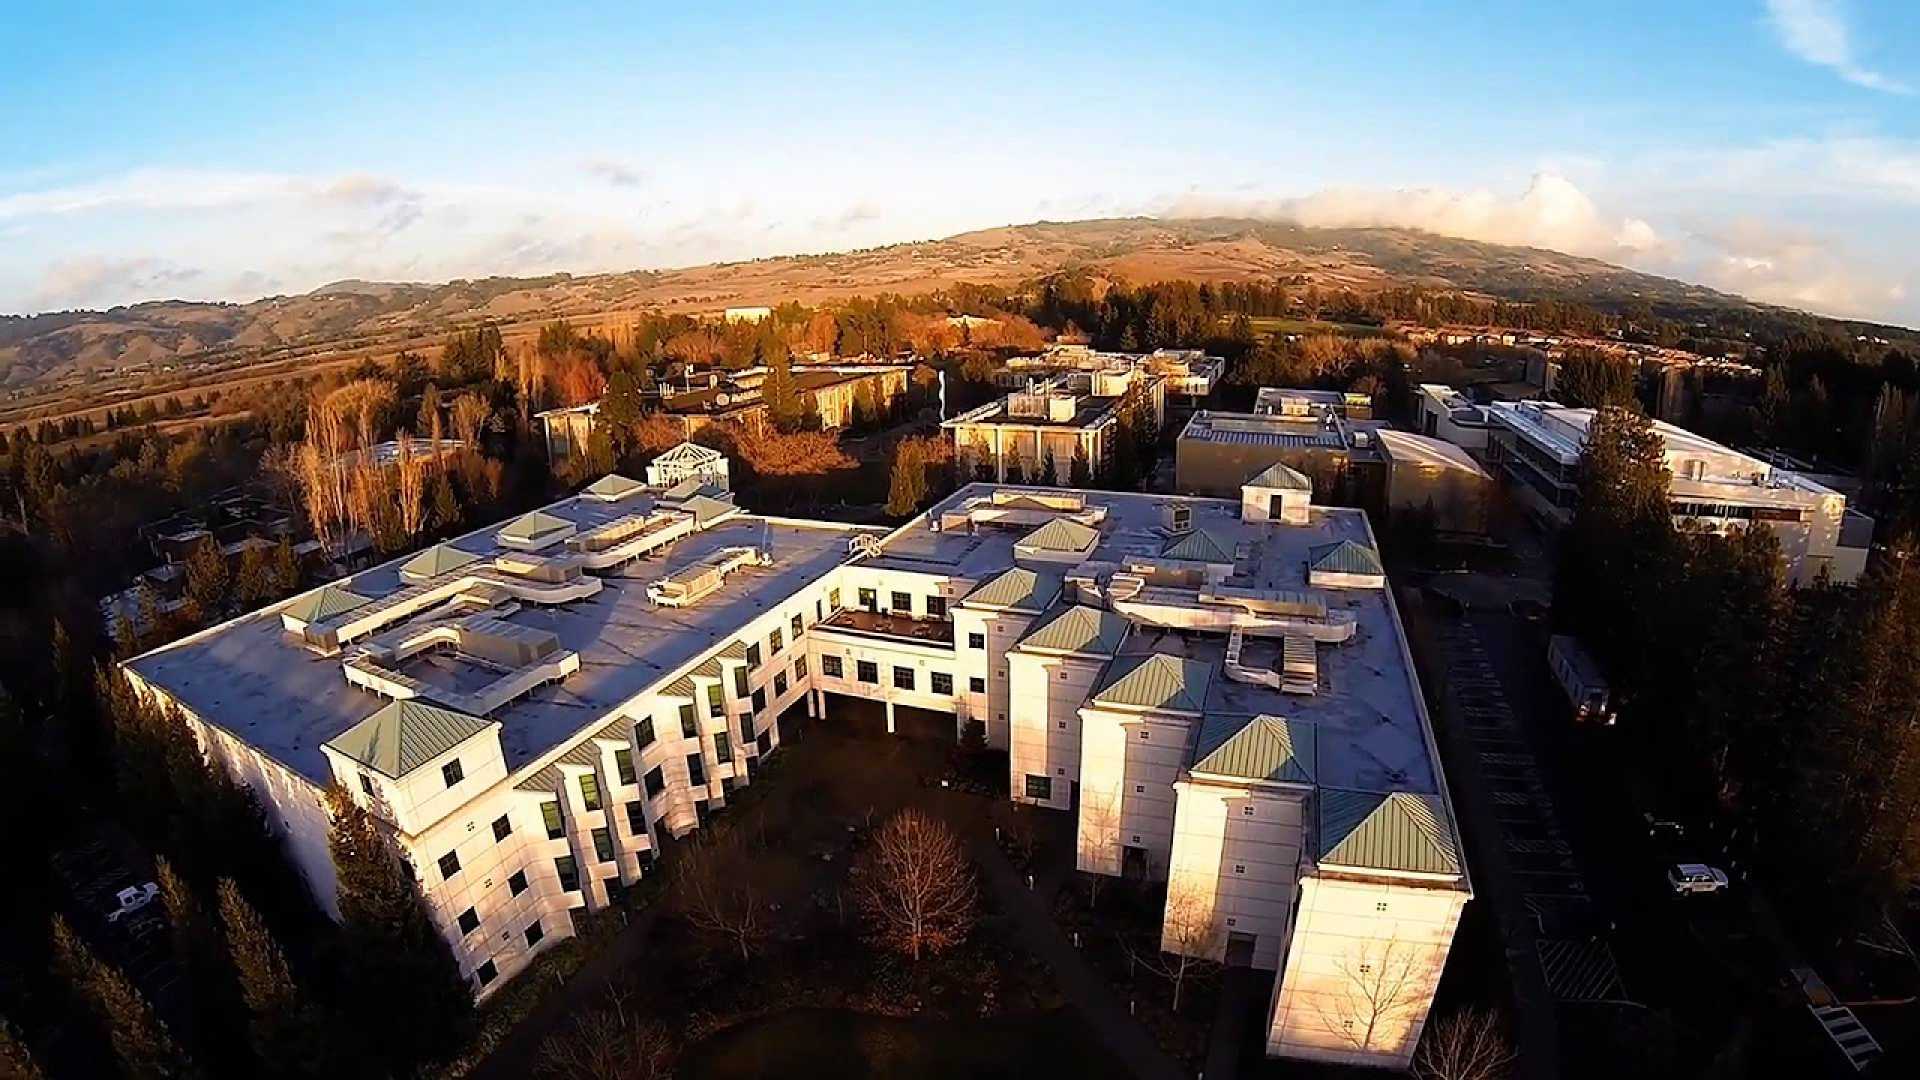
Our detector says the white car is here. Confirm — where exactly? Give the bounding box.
[1667,864,1730,895]
[105,882,160,923]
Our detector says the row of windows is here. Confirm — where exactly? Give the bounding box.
[821,656,958,697]
[847,587,948,620]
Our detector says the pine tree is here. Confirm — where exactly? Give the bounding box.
[218,878,330,1078]
[1069,443,1092,487]
[886,440,927,517]
[0,1016,45,1080]
[183,536,228,622]
[270,538,300,598]
[1038,450,1058,487]
[51,915,198,1079]
[325,786,473,1073]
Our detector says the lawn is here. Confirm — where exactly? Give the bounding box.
[1234,315,1391,338]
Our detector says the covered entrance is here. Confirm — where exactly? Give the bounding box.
[820,692,955,743]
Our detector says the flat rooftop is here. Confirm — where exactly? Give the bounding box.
[869,485,1438,796]
[129,491,863,783]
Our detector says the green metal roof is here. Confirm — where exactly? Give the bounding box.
[1092,653,1212,713]
[399,543,481,580]
[1018,605,1130,656]
[517,718,628,791]
[499,509,573,543]
[660,675,698,700]
[1246,460,1312,491]
[324,701,494,779]
[1192,715,1316,784]
[1307,539,1384,577]
[1019,518,1099,553]
[718,640,749,662]
[1162,527,1236,564]
[963,567,1063,612]
[1318,789,1462,876]
[282,583,373,624]
[584,473,646,500]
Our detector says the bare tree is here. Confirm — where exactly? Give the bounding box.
[536,987,674,1080]
[1121,882,1220,1012]
[1414,1008,1517,1080]
[1075,793,1122,907]
[394,433,428,542]
[1318,940,1440,1057]
[673,829,768,963]
[849,808,979,961]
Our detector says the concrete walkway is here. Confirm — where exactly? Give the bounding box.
[927,789,1189,1080]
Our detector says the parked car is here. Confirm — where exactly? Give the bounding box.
[105,882,160,923]
[1667,864,1730,895]
[1548,635,1614,725]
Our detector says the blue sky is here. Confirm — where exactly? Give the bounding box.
[2,1,1916,325]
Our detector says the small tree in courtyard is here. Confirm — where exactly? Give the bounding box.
[1121,882,1219,1012]
[536,988,676,1080]
[674,828,769,963]
[850,808,978,961]
[1414,1007,1517,1080]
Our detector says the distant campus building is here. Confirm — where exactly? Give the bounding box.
[126,442,1468,1070]
[537,363,911,459]
[1485,400,1872,585]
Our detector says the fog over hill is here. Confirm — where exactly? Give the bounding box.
[1,217,1911,387]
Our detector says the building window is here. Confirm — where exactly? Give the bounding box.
[715,732,733,764]
[1234,864,1246,875]
[555,856,580,892]
[438,850,461,880]
[1059,721,1068,730]
[1138,730,1149,740]
[733,666,749,698]
[773,672,788,697]
[968,632,986,650]
[441,759,464,788]
[577,774,602,812]
[475,960,498,987]
[614,748,636,786]
[635,716,655,749]
[857,660,879,684]
[791,612,804,638]
[890,591,912,613]
[931,672,953,696]
[492,814,512,842]
[970,676,986,693]
[892,666,914,690]
[1242,806,1255,818]
[687,753,707,788]
[751,688,766,712]
[508,870,528,896]
[858,588,877,610]
[746,642,762,669]
[1025,775,1053,800]
[541,801,564,839]
[643,765,665,797]
[625,801,646,834]
[927,596,947,620]
[457,907,479,934]
[679,704,698,738]
[1376,901,1389,913]
[358,771,376,797]
[769,628,783,654]
[592,828,615,862]
[524,920,545,948]
[794,656,808,680]
[822,655,843,678]
[739,712,754,743]
[707,683,725,718]
[828,587,841,610]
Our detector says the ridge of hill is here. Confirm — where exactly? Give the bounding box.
[1,217,1909,387]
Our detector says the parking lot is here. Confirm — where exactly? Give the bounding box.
[48,826,185,1028]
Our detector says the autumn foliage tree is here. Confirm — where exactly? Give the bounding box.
[849,809,978,961]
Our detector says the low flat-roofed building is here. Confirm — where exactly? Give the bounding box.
[125,448,1466,1069]
[1256,387,1374,421]
[1175,406,1386,505]
[1376,428,1494,535]
[1487,400,1871,584]
[1413,383,1494,451]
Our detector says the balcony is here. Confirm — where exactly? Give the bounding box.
[816,609,955,649]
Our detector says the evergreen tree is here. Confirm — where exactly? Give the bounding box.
[761,352,805,434]
[218,878,330,1078]
[598,370,645,462]
[270,538,300,598]
[886,440,927,517]
[1069,443,1092,487]
[1037,449,1058,487]
[325,786,472,1073]
[183,537,228,622]
[1003,445,1027,485]
[50,915,198,1079]
[0,1016,45,1080]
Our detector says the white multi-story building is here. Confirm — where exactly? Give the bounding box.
[1485,400,1873,585]
[125,446,1467,1069]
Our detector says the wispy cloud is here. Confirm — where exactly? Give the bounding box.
[32,256,204,310]
[1764,0,1912,94]
[582,159,647,188]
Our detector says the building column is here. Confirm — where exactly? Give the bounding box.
[885,699,897,735]
[809,688,823,719]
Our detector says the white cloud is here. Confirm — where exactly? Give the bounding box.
[1164,172,1665,262]
[31,256,204,310]
[1764,0,1912,94]
[1690,218,1910,319]
[582,160,647,188]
